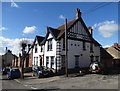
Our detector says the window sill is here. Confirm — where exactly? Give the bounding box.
[47,50,53,51]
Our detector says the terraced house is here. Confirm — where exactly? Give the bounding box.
[32,8,101,73]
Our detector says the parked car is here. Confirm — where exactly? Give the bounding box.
[89,62,104,74]
[0,67,3,72]
[33,66,53,78]
[7,68,21,79]
[2,67,10,75]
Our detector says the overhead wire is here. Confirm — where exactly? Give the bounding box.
[83,2,113,15]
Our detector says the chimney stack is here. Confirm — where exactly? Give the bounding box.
[113,43,119,48]
[76,8,81,19]
[5,47,8,53]
[88,27,93,36]
[46,26,49,34]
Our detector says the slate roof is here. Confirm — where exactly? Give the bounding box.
[35,36,45,45]
[57,19,76,39]
[35,8,101,46]
[100,47,113,58]
[48,27,61,40]
[106,46,120,59]
[46,17,101,46]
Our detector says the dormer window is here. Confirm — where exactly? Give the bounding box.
[47,38,53,51]
[35,44,38,53]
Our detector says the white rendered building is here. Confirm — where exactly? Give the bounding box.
[32,8,101,73]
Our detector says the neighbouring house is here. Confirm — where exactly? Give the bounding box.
[17,44,33,68]
[100,47,113,68]
[2,48,18,67]
[32,8,101,73]
[105,43,120,67]
[32,36,45,68]
[12,54,18,67]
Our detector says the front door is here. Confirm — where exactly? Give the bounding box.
[75,55,79,68]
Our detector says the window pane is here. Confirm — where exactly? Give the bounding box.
[51,56,54,68]
[83,41,86,50]
[47,39,52,51]
[90,43,93,52]
[35,44,37,53]
[46,57,49,67]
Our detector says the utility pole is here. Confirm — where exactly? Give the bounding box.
[65,18,68,77]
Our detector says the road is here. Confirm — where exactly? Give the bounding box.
[27,74,118,89]
[0,73,30,90]
[0,72,119,90]
[12,73,119,90]
[2,79,30,89]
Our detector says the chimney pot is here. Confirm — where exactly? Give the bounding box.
[113,43,119,48]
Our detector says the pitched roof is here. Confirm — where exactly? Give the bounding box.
[40,8,101,46]
[100,47,113,58]
[106,46,120,59]
[48,27,61,40]
[57,19,76,31]
[45,17,101,46]
[57,19,76,39]
[35,36,45,45]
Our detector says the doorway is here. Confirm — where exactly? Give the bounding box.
[75,55,79,68]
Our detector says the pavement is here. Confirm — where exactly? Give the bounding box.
[14,72,62,85]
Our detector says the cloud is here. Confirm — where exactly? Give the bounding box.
[0,36,33,56]
[92,20,118,38]
[23,26,36,34]
[103,45,111,48]
[0,26,8,31]
[11,0,19,8]
[59,15,66,20]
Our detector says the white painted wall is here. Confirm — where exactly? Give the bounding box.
[44,33,57,69]
[61,38,100,69]
[33,34,100,70]
[32,40,44,67]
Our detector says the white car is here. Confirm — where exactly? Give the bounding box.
[89,62,101,73]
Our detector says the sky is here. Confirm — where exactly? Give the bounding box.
[1,1,118,55]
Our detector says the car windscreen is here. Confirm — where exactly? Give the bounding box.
[12,69,20,72]
[37,67,42,71]
[6,68,10,72]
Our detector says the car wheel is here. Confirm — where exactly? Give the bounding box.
[7,74,11,80]
[37,74,40,78]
